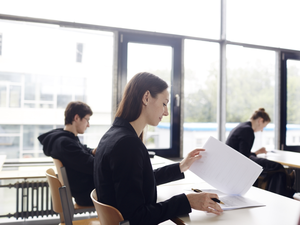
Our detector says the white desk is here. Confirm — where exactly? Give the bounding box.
[0,157,56,180]
[257,149,300,168]
[0,165,56,180]
[155,157,300,225]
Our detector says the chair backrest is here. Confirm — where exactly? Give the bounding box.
[52,158,76,215]
[46,168,99,225]
[90,189,125,225]
[53,158,64,185]
[46,168,68,223]
[256,168,287,190]
[52,158,95,215]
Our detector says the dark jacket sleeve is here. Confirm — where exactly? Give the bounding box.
[154,163,185,185]
[110,137,191,225]
[83,144,94,155]
[52,137,94,174]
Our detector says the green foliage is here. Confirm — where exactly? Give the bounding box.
[287,65,300,124]
[184,65,218,122]
[226,59,275,122]
[147,62,299,125]
[184,59,277,123]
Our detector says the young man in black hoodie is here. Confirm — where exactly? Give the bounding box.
[38,101,96,206]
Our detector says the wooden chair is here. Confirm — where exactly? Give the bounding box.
[53,158,95,214]
[255,168,295,191]
[90,189,130,225]
[53,158,64,185]
[46,168,99,225]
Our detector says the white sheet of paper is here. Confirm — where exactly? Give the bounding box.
[189,136,263,195]
[219,195,265,210]
[198,189,265,210]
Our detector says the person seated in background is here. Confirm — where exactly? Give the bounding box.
[226,108,295,197]
[38,101,96,206]
[94,72,223,225]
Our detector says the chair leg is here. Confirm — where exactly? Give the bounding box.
[59,212,65,223]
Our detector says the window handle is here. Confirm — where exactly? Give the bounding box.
[175,94,180,107]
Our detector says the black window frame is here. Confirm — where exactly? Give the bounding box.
[117,32,182,158]
[280,51,300,152]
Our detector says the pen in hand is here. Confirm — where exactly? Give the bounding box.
[192,188,225,205]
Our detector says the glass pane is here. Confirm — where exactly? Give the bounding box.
[0,85,7,107]
[127,43,172,149]
[0,125,20,133]
[24,103,35,108]
[24,74,37,100]
[0,0,220,40]
[38,76,54,101]
[0,20,114,159]
[9,85,21,108]
[79,125,111,148]
[226,45,275,151]
[39,103,53,109]
[0,125,20,159]
[183,40,219,157]
[22,125,53,158]
[57,94,73,109]
[227,0,300,50]
[0,72,22,83]
[286,60,300,146]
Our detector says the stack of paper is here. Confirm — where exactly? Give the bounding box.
[189,136,265,210]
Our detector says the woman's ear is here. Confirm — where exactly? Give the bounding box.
[142,90,150,106]
[258,117,264,124]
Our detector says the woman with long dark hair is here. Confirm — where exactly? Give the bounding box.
[94,72,223,225]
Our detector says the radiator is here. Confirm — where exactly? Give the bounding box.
[15,180,56,219]
[0,181,56,219]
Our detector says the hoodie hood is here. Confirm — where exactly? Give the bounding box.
[38,128,76,156]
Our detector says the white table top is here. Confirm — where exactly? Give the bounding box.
[0,165,57,180]
[156,159,300,225]
[257,149,300,168]
[0,156,56,180]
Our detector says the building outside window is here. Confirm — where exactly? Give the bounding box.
[0,20,114,159]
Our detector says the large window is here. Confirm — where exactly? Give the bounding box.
[127,43,172,149]
[226,46,276,151]
[183,40,219,156]
[1,0,300,159]
[286,60,300,147]
[0,20,114,159]
[118,32,182,157]
[280,52,300,151]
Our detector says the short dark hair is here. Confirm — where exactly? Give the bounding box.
[64,101,93,125]
[250,108,271,123]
